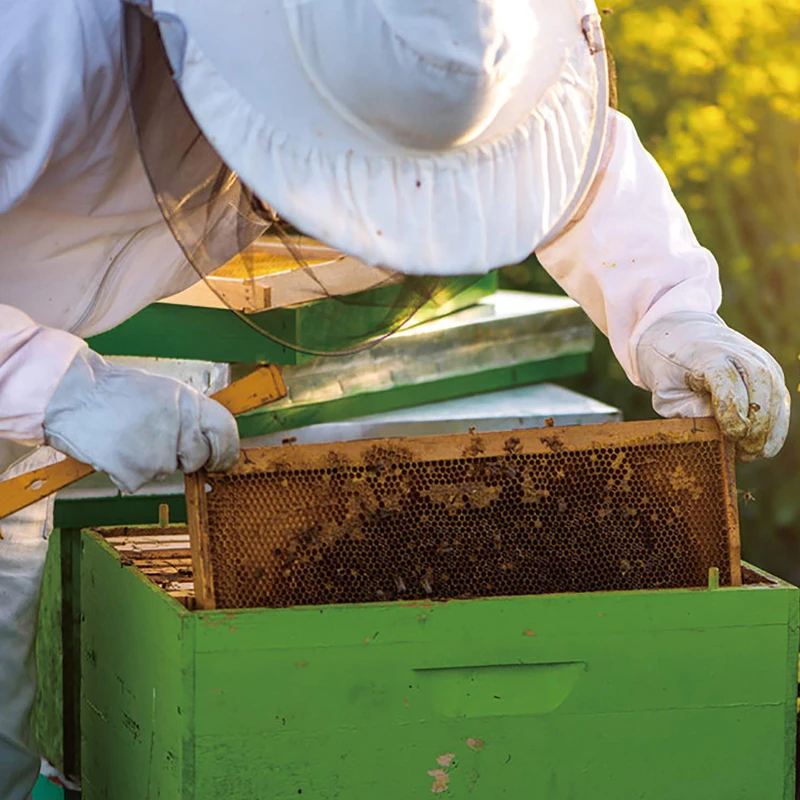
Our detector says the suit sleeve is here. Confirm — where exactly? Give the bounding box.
[535,109,722,386]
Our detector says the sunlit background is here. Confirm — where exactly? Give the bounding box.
[502,0,800,582]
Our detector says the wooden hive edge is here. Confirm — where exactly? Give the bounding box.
[221,417,724,476]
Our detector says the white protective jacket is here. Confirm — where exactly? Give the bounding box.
[0,0,723,449]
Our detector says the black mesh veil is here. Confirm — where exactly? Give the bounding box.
[121,2,440,356]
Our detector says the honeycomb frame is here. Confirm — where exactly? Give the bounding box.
[186,418,740,610]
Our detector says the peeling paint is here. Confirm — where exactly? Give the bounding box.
[428,768,450,793]
[85,698,107,723]
[437,753,456,767]
[122,711,141,742]
[115,673,135,700]
[466,738,485,751]
[524,628,536,637]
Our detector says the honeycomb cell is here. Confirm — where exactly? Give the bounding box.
[198,424,738,609]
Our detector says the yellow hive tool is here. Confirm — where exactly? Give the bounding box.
[0,365,287,525]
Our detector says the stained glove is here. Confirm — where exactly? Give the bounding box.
[43,348,239,494]
[636,312,790,462]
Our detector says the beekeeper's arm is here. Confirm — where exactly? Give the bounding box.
[536,110,790,462]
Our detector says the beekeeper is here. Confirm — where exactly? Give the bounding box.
[1,0,790,795]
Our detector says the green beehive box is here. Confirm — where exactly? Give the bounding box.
[74,528,798,800]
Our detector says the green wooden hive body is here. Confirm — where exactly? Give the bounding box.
[56,529,798,799]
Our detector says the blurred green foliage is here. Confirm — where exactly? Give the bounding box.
[502,0,800,581]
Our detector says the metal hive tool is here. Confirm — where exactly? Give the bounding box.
[185,418,741,610]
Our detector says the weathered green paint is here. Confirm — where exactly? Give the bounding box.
[237,354,588,438]
[80,534,188,800]
[33,529,64,771]
[86,274,497,365]
[79,529,799,799]
[34,528,84,779]
[60,528,83,778]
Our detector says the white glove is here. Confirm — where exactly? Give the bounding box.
[43,348,239,494]
[636,312,790,462]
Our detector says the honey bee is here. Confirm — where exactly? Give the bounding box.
[738,489,756,505]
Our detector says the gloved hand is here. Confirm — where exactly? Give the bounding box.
[636,312,790,462]
[43,348,239,494]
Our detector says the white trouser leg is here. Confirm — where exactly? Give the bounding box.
[0,443,59,800]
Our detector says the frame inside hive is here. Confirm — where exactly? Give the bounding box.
[185,418,741,611]
[98,535,780,610]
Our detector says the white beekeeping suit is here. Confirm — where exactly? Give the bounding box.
[0,0,789,796]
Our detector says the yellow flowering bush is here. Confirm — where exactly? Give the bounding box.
[606,0,800,336]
